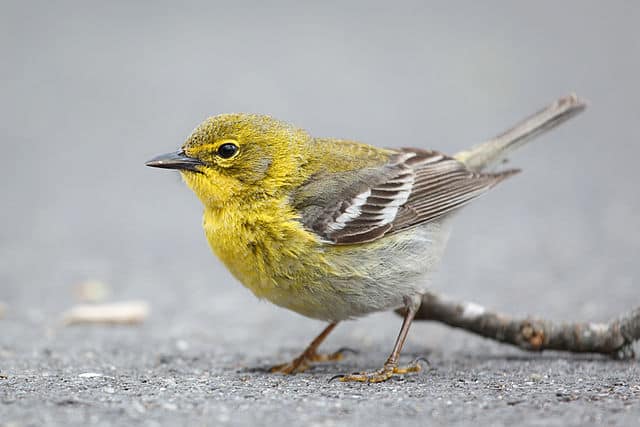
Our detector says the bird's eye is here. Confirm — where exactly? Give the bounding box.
[217,142,239,159]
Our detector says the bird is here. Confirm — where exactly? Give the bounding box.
[146,96,584,382]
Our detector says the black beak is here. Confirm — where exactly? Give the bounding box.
[145,150,204,172]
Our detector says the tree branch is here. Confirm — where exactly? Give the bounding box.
[401,292,639,359]
[401,95,638,359]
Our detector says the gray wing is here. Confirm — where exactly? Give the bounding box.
[293,149,519,245]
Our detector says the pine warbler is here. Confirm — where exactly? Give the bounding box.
[146,97,584,382]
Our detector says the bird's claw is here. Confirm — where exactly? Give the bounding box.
[270,348,356,375]
[329,359,426,383]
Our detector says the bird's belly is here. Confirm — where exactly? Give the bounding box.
[259,219,452,322]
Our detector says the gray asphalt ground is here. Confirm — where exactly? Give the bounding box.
[1,1,639,426]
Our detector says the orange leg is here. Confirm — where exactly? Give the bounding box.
[335,296,424,383]
[270,323,350,374]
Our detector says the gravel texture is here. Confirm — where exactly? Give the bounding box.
[1,1,639,426]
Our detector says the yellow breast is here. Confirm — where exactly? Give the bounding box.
[202,197,327,301]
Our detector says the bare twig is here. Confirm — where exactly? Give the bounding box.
[401,94,638,359]
[401,292,639,359]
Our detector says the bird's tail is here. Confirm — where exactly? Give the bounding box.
[454,94,587,172]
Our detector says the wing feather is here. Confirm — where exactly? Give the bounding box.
[294,148,518,244]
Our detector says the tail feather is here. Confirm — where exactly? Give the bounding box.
[455,94,587,172]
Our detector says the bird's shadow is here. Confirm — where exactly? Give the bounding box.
[239,347,627,377]
[467,351,618,363]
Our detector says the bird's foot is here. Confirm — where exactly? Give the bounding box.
[270,347,357,374]
[331,359,425,383]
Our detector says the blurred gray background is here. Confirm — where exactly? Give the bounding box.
[1,1,639,426]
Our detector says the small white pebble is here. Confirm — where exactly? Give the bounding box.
[79,372,104,378]
[73,280,110,303]
[529,373,543,382]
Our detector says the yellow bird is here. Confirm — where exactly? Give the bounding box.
[146,97,583,382]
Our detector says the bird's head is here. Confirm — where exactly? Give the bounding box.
[146,114,311,207]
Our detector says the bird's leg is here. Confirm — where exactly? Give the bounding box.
[335,295,423,383]
[270,322,351,374]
